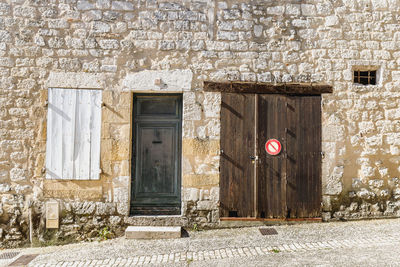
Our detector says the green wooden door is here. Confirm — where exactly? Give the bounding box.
[131,94,182,215]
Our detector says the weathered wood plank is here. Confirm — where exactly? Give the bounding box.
[90,90,102,180]
[257,95,287,219]
[78,90,92,180]
[220,93,255,218]
[204,81,333,95]
[61,88,75,179]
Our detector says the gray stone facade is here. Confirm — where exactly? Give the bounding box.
[1,0,400,247]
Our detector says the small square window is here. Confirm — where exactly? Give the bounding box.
[353,70,377,85]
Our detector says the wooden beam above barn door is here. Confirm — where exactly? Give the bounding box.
[203,81,333,95]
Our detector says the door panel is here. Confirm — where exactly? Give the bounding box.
[131,95,182,215]
[286,96,321,218]
[220,93,255,217]
[220,92,322,219]
[257,95,287,218]
[137,125,177,195]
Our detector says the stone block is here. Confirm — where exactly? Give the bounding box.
[0,170,8,182]
[253,25,263,37]
[325,15,339,27]
[83,10,102,22]
[184,102,202,121]
[101,64,116,72]
[112,1,134,11]
[117,202,129,215]
[285,4,300,15]
[203,92,221,118]
[182,139,219,156]
[125,226,181,239]
[113,187,129,203]
[92,21,111,33]
[99,39,119,50]
[183,174,219,188]
[110,140,130,161]
[183,188,199,202]
[118,160,130,176]
[301,4,316,16]
[267,6,284,15]
[112,176,130,188]
[121,69,192,92]
[96,0,110,9]
[159,40,175,50]
[0,184,10,193]
[371,0,388,10]
[159,2,182,11]
[72,201,96,215]
[357,188,376,200]
[100,139,113,161]
[43,181,103,201]
[0,31,12,43]
[322,195,332,211]
[197,200,215,210]
[324,166,343,195]
[96,202,116,215]
[48,19,69,29]
[102,107,131,124]
[321,212,331,221]
[10,168,26,182]
[109,216,122,225]
[77,0,95,10]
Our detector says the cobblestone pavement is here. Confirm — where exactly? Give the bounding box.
[1,218,400,266]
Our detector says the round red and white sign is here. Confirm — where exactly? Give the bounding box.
[265,139,282,155]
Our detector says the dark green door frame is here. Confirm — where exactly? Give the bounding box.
[131,94,182,215]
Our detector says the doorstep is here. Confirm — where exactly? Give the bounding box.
[125,226,182,239]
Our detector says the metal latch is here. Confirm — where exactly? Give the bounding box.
[250,155,258,163]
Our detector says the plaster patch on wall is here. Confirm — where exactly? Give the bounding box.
[121,69,193,92]
[46,72,104,89]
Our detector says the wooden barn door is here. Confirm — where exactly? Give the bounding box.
[220,93,255,217]
[220,93,321,219]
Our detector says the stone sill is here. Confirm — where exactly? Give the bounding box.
[128,215,183,218]
[351,84,382,92]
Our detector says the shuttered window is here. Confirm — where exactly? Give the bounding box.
[46,88,102,180]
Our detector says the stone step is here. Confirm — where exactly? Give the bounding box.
[125,226,182,239]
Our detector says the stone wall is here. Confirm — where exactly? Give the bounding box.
[1,0,400,247]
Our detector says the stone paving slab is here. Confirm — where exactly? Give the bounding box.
[1,219,399,267]
[28,235,400,266]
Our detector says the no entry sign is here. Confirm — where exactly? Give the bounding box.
[265,139,282,155]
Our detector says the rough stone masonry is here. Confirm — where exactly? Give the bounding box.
[1,0,400,247]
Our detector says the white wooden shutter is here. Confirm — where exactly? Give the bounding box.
[46,88,102,180]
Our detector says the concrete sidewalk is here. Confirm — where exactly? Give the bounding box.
[1,218,400,266]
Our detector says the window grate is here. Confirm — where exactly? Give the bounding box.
[353,70,377,85]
